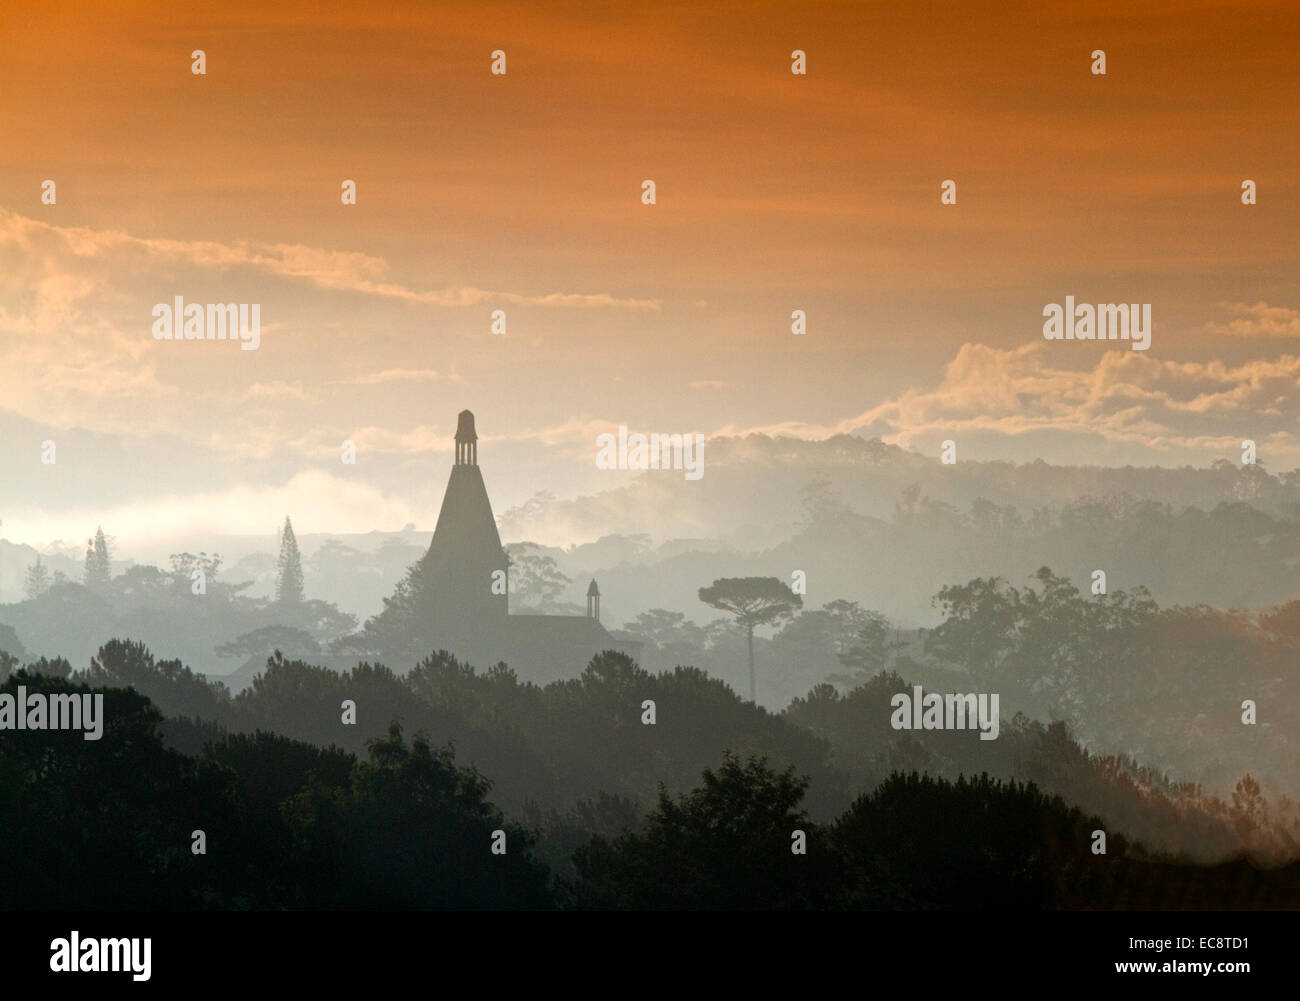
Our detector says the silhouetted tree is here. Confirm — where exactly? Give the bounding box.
[23,555,51,600]
[926,575,1023,688]
[334,556,432,658]
[284,723,552,908]
[504,542,575,612]
[21,655,72,679]
[830,608,903,688]
[276,517,305,605]
[568,753,830,909]
[216,626,320,661]
[168,551,222,594]
[619,609,709,669]
[83,527,111,590]
[0,671,238,908]
[0,625,27,682]
[699,577,802,702]
[798,477,853,531]
[80,639,232,724]
[829,771,1126,908]
[1231,773,1266,836]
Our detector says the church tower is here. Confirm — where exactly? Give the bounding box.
[380,408,641,681]
[421,410,508,644]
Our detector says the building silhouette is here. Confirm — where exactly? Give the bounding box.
[419,409,638,682]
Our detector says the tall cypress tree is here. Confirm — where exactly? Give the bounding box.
[276,516,305,605]
[24,555,51,599]
[83,527,111,590]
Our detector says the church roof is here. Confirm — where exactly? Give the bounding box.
[507,613,613,640]
[427,463,504,564]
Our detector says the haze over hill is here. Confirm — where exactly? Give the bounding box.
[501,430,1300,546]
[6,431,1298,626]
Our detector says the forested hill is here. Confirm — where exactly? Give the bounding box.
[499,432,1300,550]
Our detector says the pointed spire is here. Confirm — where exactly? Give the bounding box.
[586,578,600,621]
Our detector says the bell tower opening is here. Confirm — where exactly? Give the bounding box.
[455,409,478,465]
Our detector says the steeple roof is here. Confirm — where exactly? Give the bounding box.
[428,464,503,563]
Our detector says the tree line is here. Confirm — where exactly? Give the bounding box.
[3,667,1295,910]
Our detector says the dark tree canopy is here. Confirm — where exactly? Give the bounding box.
[699,577,803,630]
[568,753,833,910]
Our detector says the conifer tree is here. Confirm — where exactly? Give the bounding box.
[83,527,111,589]
[276,516,305,605]
[24,554,51,599]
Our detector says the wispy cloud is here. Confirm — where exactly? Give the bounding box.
[0,208,659,436]
[243,381,309,401]
[0,210,661,313]
[1205,301,1300,339]
[714,342,1300,462]
[0,470,425,546]
[331,368,442,386]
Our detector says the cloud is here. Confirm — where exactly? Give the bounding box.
[689,380,728,390]
[254,245,659,309]
[1205,301,1300,339]
[712,342,1300,463]
[319,339,1300,468]
[244,381,308,401]
[0,209,661,314]
[331,368,441,386]
[0,470,426,545]
[0,208,659,437]
[302,424,447,459]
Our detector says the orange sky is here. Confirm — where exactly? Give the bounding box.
[0,0,1298,543]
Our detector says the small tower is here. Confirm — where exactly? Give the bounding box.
[455,409,478,465]
[586,579,601,621]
